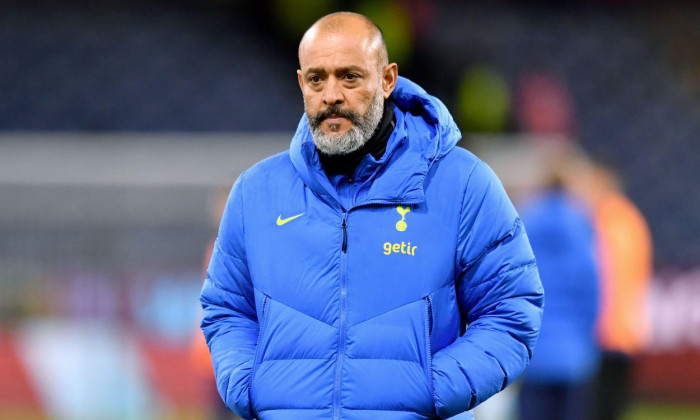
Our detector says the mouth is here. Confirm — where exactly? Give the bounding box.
[309,107,358,132]
[324,115,347,124]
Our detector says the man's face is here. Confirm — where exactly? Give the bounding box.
[298,28,390,155]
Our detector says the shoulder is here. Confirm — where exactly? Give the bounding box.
[443,148,520,240]
[239,149,295,188]
[440,146,481,167]
[431,146,499,195]
[246,149,293,175]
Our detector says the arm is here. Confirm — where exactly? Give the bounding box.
[200,175,258,419]
[432,161,544,418]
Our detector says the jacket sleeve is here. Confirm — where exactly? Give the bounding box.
[432,161,544,419]
[200,174,258,419]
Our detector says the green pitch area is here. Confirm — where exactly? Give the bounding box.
[3,402,700,420]
[624,402,700,420]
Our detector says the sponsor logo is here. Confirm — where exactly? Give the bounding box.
[383,241,417,256]
[276,213,304,226]
[384,206,417,255]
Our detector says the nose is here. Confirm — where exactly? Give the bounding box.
[322,77,344,106]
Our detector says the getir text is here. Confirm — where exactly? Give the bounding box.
[383,241,417,256]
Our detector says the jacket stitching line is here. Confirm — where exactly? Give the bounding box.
[342,406,434,414]
[455,159,480,272]
[506,329,532,360]
[262,294,336,329]
[349,283,453,329]
[257,357,423,365]
[444,353,477,410]
[256,407,431,414]
[215,239,246,262]
[207,274,248,301]
[344,357,423,365]
[469,258,536,289]
[211,241,255,310]
[223,367,237,413]
[349,295,438,329]
[463,219,519,270]
[484,350,509,391]
[258,357,331,362]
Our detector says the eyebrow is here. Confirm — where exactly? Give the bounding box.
[304,65,367,76]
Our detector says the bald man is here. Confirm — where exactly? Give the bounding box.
[200,12,543,420]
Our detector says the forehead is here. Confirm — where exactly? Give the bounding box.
[299,30,379,71]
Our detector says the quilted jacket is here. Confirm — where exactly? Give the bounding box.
[200,77,544,420]
[518,191,599,384]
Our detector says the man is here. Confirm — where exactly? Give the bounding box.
[200,12,543,420]
[516,177,600,420]
[570,163,652,420]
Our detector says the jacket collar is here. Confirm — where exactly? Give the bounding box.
[289,76,461,210]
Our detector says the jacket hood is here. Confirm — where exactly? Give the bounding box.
[289,76,461,208]
[389,76,461,160]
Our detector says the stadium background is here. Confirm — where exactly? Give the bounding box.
[1,0,700,419]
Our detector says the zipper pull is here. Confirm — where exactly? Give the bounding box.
[341,215,347,253]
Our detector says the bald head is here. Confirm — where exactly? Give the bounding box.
[299,12,388,69]
[296,11,398,154]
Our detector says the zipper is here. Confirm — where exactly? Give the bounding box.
[249,294,270,414]
[341,216,347,252]
[425,296,433,337]
[252,295,270,371]
[350,199,423,211]
[331,205,420,419]
[333,213,349,419]
[425,296,436,409]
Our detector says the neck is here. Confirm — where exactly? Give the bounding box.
[319,103,395,177]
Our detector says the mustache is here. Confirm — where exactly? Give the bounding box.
[308,107,360,127]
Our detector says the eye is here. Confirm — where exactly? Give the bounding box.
[308,75,321,84]
[344,73,359,81]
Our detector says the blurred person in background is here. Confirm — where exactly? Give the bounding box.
[569,162,653,420]
[517,163,600,420]
[199,11,543,420]
[191,186,241,420]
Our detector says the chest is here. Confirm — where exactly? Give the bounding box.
[243,181,460,323]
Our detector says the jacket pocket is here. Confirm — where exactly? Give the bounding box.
[424,295,437,412]
[249,294,270,414]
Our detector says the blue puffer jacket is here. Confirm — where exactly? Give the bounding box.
[200,77,543,420]
[518,191,599,384]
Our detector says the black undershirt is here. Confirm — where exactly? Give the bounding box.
[318,103,395,178]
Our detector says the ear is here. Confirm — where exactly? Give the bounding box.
[381,63,398,99]
[297,69,304,92]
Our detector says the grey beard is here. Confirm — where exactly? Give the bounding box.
[306,90,385,156]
